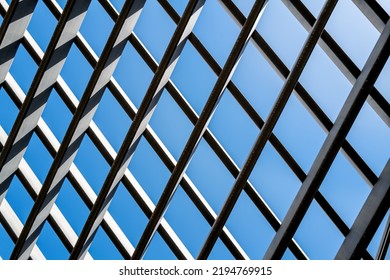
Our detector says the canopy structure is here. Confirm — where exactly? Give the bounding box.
[0,0,389,260]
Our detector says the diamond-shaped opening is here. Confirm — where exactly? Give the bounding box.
[231,0,256,18]
[164,185,209,258]
[320,152,371,228]
[374,60,390,103]
[60,43,94,101]
[9,45,37,93]
[79,0,114,57]
[0,87,18,134]
[0,222,14,259]
[149,89,194,161]
[112,42,154,109]
[93,88,131,152]
[257,0,308,70]
[143,230,177,260]
[294,200,344,259]
[347,102,390,177]
[129,136,171,205]
[367,213,390,260]
[41,89,72,143]
[36,220,69,259]
[106,181,148,249]
[208,237,235,260]
[299,45,352,122]
[186,138,235,214]
[225,191,275,259]
[28,1,57,52]
[282,248,298,260]
[208,90,258,169]
[231,41,283,120]
[88,224,123,259]
[4,176,34,225]
[300,0,326,18]
[165,0,187,17]
[193,0,240,66]
[326,0,380,70]
[55,177,89,236]
[249,142,301,221]
[273,93,327,174]
[134,0,177,64]
[23,133,53,183]
[170,40,217,116]
[73,134,110,194]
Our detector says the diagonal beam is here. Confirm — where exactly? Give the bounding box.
[0,123,94,260]
[10,0,146,260]
[0,0,38,84]
[353,0,388,32]
[70,0,206,260]
[335,160,390,259]
[283,0,390,129]
[9,0,193,260]
[0,198,45,260]
[221,0,378,187]
[376,213,390,260]
[198,0,338,260]
[132,0,269,260]
[0,0,91,210]
[264,18,390,260]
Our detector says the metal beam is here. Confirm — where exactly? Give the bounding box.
[283,0,390,130]
[10,0,146,260]
[0,0,38,84]
[353,0,388,32]
[132,0,269,260]
[0,0,91,211]
[335,160,390,259]
[376,213,390,260]
[70,0,206,260]
[264,18,390,260]
[10,0,195,260]
[198,0,338,260]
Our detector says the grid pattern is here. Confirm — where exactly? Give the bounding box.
[0,0,389,260]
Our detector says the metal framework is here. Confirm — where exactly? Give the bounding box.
[0,0,389,260]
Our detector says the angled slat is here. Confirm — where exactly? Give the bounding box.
[132,0,270,260]
[70,0,206,260]
[10,0,146,260]
[198,0,338,259]
[0,0,38,84]
[0,0,91,211]
[335,160,390,259]
[265,18,390,260]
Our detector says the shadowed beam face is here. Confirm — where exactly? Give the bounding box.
[69,0,206,260]
[0,0,38,84]
[131,0,269,260]
[0,0,91,208]
[9,0,146,260]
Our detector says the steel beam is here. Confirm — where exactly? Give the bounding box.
[264,19,390,260]
[283,0,390,129]
[353,0,388,32]
[198,0,338,259]
[0,0,38,84]
[10,0,146,260]
[132,0,269,260]
[70,0,206,260]
[0,0,91,211]
[376,213,390,260]
[335,160,390,259]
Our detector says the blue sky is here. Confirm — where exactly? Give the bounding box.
[0,0,389,260]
